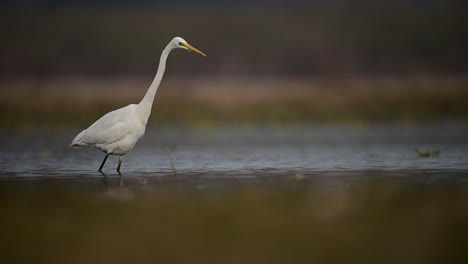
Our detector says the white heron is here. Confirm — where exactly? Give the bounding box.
[70,37,206,173]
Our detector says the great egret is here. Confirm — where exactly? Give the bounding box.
[70,37,206,173]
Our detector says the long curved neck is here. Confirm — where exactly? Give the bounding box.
[138,44,172,123]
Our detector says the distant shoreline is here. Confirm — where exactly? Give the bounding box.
[1,77,467,130]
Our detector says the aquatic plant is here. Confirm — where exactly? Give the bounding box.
[415,148,440,158]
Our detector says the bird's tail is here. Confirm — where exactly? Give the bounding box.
[69,142,82,148]
[70,130,87,148]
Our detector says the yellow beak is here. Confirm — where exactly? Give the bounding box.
[181,42,206,57]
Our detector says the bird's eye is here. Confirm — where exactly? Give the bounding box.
[178,42,182,45]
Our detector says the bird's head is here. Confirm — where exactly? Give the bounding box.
[171,37,206,57]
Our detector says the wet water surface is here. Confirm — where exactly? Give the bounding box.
[1,123,468,264]
[1,123,467,182]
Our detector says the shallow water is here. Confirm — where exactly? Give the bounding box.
[1,122,467,185]
[2,123,468,264]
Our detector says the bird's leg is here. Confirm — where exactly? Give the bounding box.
[117,155,124,173]
[98,154,109,172]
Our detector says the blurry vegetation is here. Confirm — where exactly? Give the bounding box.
[1,77,467,131]
[1,2,467,131]
[0,2,467,77]
[415,148,440,158]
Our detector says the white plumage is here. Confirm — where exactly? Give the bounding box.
[71,104,145,155]
[70,37,206,173]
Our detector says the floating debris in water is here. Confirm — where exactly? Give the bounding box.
[415,148,440,158]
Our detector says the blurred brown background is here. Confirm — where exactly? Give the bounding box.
[1,0,467,130]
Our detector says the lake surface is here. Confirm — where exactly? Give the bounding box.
[1,122,467,186]
[2,122,468,264]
